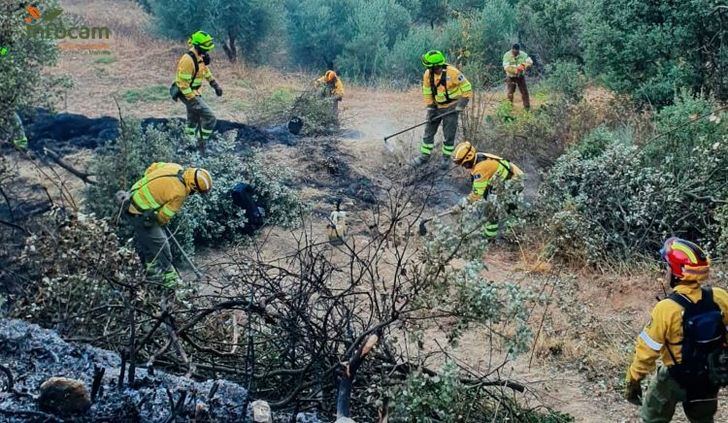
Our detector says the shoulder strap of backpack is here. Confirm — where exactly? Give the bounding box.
[186,51,199,88]
[669,291,695,310]
[130,170,185,197]
[429,69,437,103]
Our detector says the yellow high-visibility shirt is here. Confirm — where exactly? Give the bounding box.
[422,65,472,108]
[316,75,345,99]
[467,153,523,202]
[626,283,728,383]
[127,162,191,225]
[175,49,215,100]
[503,50,533,77]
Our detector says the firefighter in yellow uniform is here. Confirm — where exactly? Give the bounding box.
[450,141,523,237]
[625,237,728,422]
[174,31,223,152]
[127,162,212,286]
[412,50,472,166]
[315,70,344,117]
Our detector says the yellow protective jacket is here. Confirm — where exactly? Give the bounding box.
[502,51,533,77]
[127,162,191,225]
[467,153,523,203]
[422,65,472,109]
[316,76,344,99]
[175,49,215,100]
[626,283,728,383]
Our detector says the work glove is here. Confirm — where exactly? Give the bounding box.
[426,107,437,122]
[455,98,470,112]
[624,379,643,406]
[210,80,223,97]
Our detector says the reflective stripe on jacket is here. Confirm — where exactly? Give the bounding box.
[422,65,472,108]
[175,49,215,100]
[128,162,191,225]
[468,153,523,203]
[626,283,728,383]
[502,51,533,77]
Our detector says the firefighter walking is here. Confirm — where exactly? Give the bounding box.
[174,31,223,153]
[412,50,472,166]
[625,237,728,422]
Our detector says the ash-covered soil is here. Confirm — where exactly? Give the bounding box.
[0,319,318,422]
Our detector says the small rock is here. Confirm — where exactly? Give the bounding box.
[252,399,272,422]
[38,377,91,415]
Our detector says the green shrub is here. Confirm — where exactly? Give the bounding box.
[582,0,726,105]
[284,0,355,68]
[85,119,304,256]
[389,361,573,422]
[0,0,62,132]
[384,25,442,85]
[337,0,411,79]
[536,94,728,263]
[544,61,587,103]
[122,85,170,103]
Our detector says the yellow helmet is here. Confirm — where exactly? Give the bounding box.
[183,168,213,193]
[452,141,477,166]
[325,70,337,82]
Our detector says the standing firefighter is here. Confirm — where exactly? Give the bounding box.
[412,50,472,167]
[316,70,344,117]
[127,162,212,287]
[174,31,223,152]
[450,141,523,238]
[502,43,533,111]
[625,237,728,422]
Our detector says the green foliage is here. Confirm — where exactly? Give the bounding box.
[517,0,582,64]
[284,0,354,68]
[11,213,146,336]
[85,119,304,255]
[0,0,62,134]
[582,0,727,105]
[336,0,411,79]
[537,94,728,263]
[122,84,170,103]
[389,361,574,422]
[544,61,587,103]
[384,26,444,84]
[148,0,280,62]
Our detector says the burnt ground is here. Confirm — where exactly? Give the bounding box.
[0,319,320,423]
[9,109,295,157]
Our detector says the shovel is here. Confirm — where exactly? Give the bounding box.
[165,228,203,280]
[418,209,455,236]
[383,110,459,151]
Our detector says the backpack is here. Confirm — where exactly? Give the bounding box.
[667,287,728,392]
[169,51,199,102]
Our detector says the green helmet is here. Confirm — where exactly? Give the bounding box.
[422,50,446,68]
[189,31,215,51]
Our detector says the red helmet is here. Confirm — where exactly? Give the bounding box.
[660,237,710,282]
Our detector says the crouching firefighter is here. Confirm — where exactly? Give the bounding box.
[172,31,223,153]
[449,141,523,238]
[126,162,212,287]
[625,237,728,423]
